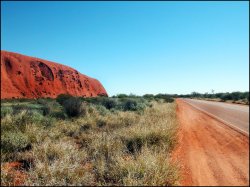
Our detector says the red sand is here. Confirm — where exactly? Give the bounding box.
[1,50,108,99]
[1,162,27,186]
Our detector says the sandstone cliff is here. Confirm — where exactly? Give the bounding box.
[1,51,108,99]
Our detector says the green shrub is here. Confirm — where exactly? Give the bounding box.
[56,94,73,105]
[12,105,30,114]
[163,97,174,103]
[101,98,118,110]
[116,94,129,98]
[63,97,86,117]
[1,107,13,118]
[2,111,45,132]
[119,98,147,111]
[154,94,174,103]
[41,105,51,116]
[1,131,30,153]
[40,101,59,116]
[143,94,155,101]
[94,105,109,116]
[220,93,232,101]
[123,99,138,111]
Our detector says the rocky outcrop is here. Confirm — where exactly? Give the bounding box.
[1,51,108,99]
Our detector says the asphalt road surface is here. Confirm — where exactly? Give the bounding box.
[182,98,249,136]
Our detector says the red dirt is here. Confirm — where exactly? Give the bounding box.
[172,99,249,186]
[1,50,108,99]
[1,162,27,186]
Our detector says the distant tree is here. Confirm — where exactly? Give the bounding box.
[143,94,154,98]
[191,92,201,98]
[220,93,232,101]
[116,94,128,98]
[231,92,242,101]
[204,92,209,98]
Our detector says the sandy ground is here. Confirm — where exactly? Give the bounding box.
[172,99,249,186]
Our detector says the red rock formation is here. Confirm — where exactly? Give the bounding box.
[1,51,108,99]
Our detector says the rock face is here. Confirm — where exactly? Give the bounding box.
[1,51,108,99]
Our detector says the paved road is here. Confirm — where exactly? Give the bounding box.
[182,98,249,135]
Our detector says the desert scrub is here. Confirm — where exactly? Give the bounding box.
[75,102,179,185]
[63,97,87,117]
[24,139,95,186]
[117,147,179,186]
[1,131,30,153]
[1,98,179,186]
[56,94,73,105]
[117,97,149,112]
[101,97,118,110]
[118,101,178,154]
[1,106,13,118]
[1,110,54,132]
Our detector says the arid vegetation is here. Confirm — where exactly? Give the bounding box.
[1,95,179,186]
[179,91,249,105]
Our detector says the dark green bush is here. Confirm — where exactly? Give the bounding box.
[63,97,86,117]
[116,94,129,98]
[12,105,30,114]
[101,98,118,110]
[154,94,175,103]
[163,97,174,103]
[119,98,147,111]
[56,94,73,105]
[123,99,137,111]
[143,94,154,100]
[125,137,143,154]
[41,105,51,116]
[220,93,232,101]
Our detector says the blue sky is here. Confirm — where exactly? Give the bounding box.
[1,2,249,96]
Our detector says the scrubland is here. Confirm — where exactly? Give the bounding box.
[1,95,179,186]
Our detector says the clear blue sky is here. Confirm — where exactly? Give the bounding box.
[1,2,249,96]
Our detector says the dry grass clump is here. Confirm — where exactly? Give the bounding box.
[24,139,95,186]
[1,99,179,186]
[117,147,179,186]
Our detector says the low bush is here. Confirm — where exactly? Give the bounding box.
[94,105,110,116]
[1,107,13,118]
[119,98,148,112]
[1,131,30,153]
[12,105,30,115]
[56,94,73,105]
[101,97,118,110]
[63,97,86,117]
